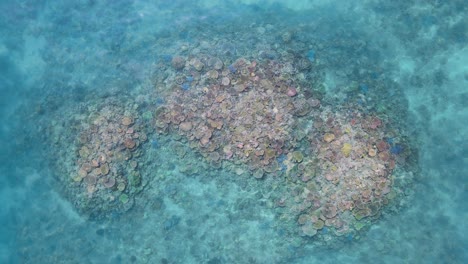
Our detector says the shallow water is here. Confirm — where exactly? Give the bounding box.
[1,1,467,263]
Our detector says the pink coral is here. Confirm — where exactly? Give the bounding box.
[287,87,297,97]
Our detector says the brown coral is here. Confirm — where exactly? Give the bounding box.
[121,117,133,126]
[323,133,335,143]
[124,138,136,149]
[171,56,186,70]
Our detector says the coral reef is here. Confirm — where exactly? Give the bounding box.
[51,101,148,218]
[46,43,413,245]
[283,108,399,238]
[156,57,321,173]
[154,54,410,241]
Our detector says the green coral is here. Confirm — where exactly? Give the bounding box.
[354,221,366,231]
[291,151,304,163]
[142,111,153,120]
[129,171,141,187]
[313,219,324,230]
[353,209,369,220]
[119,194,129,204]
[117,182,126,192]
[341,143,352,157]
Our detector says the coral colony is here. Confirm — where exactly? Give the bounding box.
[157,56,403,239]
[53,51,412,245]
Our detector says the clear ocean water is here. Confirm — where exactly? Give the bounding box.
[1,1,467,263]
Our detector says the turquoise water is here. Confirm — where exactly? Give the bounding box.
[1,1,467,263]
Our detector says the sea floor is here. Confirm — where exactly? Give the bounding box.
[0,1,467,263]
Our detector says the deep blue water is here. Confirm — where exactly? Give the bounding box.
[1,1,467,263]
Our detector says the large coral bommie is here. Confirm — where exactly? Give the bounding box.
[157,57,320,172]
[153,53,412,244]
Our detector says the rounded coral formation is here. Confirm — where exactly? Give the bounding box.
[52,102,148,218]
[171,56,186,70]
[279,107,399,238]
[341,143,352,157]
[323,133,335,143]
